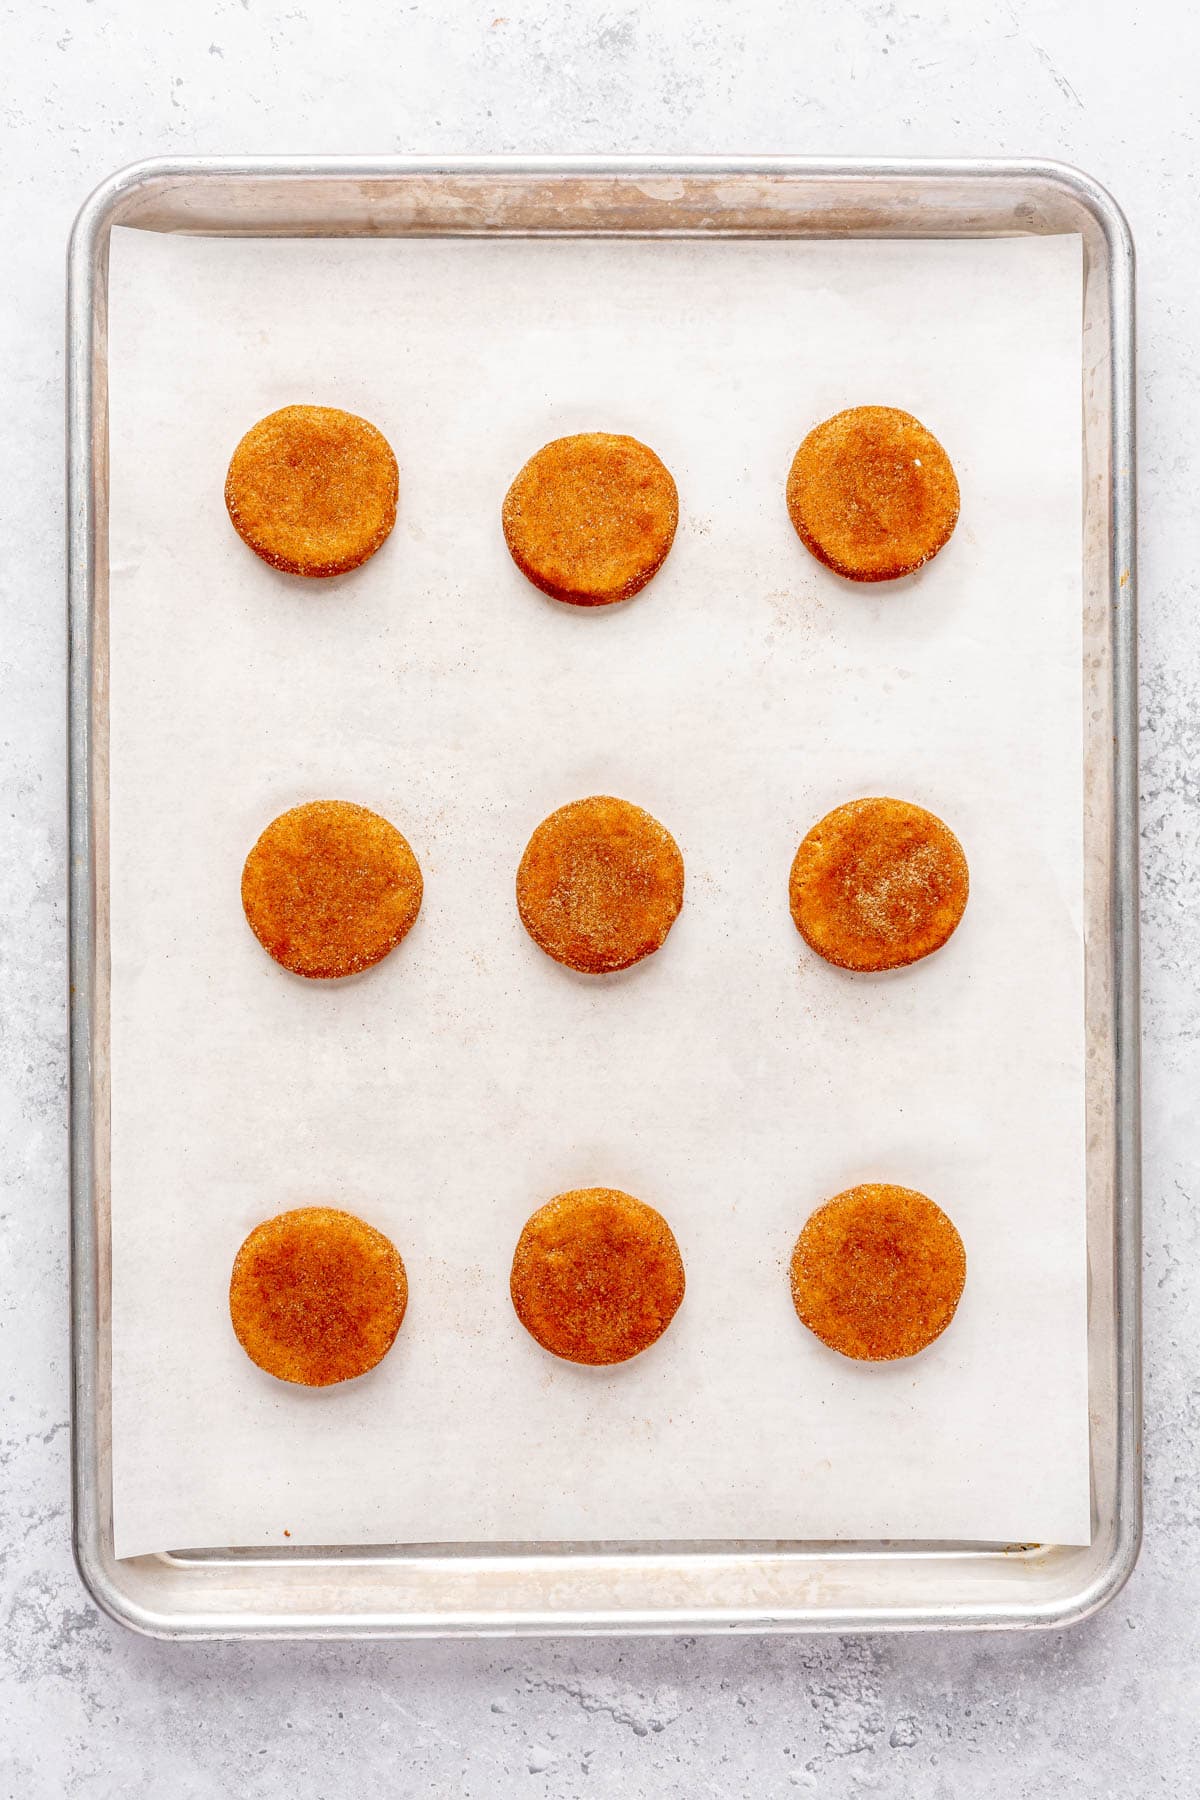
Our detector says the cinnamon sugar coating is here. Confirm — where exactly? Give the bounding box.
[516,795,684,974]
[502,432,678,605]
[225,405,398,577]
[510,1188,685,1365]
[790,1183,966,1361]
[229,1206,408,1386]
[789,797,967,972]
[242,800,423,980]
[786,406,959,582]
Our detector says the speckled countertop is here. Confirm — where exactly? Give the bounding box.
[2,2,1196,1793]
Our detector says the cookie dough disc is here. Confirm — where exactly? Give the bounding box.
[230,1207,408,1386]
[789,796,968,972]
[242,800,423,979]
[510,1188,686,1365]
[225,404,399,576]
[790,1183,966,1361]
[786,406,959,582]
[502,432,679,605]
[516,795,685,973]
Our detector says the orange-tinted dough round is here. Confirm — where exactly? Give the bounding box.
[790,1183,966,1361]
[242,800,423,980]
[510,1187,686,1365]
[230,1206,408,1386]
[786,406,959,582]
[502,432,679,605]
[789,797,968,972]
[225,405,398,577]
[516,795,684,973]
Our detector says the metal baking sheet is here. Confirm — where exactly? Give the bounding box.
[67,156,1141,1637]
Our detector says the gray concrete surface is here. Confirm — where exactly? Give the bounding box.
[1,1,1196,1792]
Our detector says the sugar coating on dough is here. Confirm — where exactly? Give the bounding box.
[789,796,968,972]
[786,405,959,582]
[510,1187,686,1365]
[242,799,423,980]
[225,404,398,577]
[502,432,679,605]
[790,1183,966,1361]
[516,795,685,973]
[229,1206,408,1386]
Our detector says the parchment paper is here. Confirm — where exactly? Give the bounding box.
[106,227,1090,1557]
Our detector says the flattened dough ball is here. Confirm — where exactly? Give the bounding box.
[517,795,684,973]
[225,404,398,576]
[502,432,679,605]
[510,1188,686,1365]
[242,800,423,980]
[790,1183,966,1361]
[230,1206,408,1386]
[786,406,959,582]
[789,797,968,972]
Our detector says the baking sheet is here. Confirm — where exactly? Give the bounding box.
[106,226,1089,1558]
